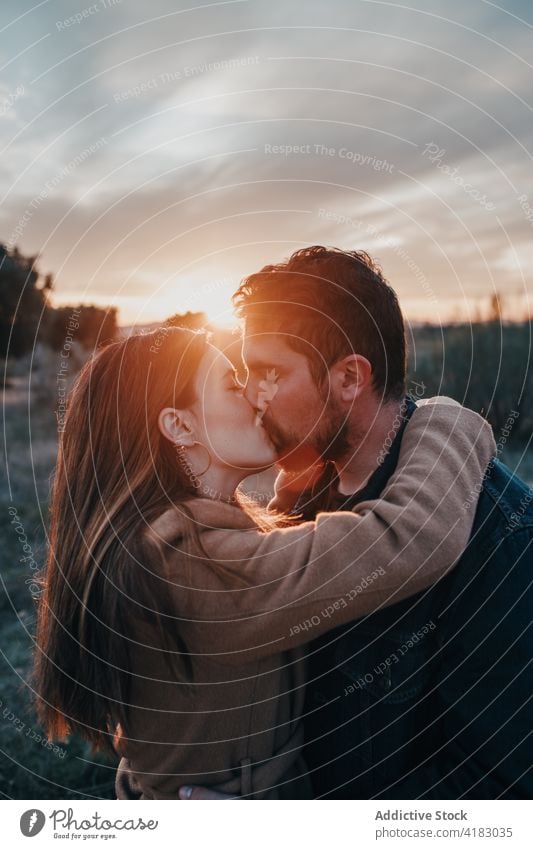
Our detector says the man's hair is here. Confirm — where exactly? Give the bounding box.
[233,245,407,401]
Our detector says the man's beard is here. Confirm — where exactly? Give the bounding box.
[314,400,352,461]
[262,400,353,469]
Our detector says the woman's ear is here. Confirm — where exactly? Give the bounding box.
[331,354,373,403]
[158,407,195,447]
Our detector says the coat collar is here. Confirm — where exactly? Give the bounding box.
[330,394,418,509]
[147,497,257,543]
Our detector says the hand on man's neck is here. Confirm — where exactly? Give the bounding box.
[333,396,407,497]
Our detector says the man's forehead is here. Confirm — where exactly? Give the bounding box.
[241,333,296,363]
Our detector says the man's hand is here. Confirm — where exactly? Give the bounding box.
[179,785,237,800]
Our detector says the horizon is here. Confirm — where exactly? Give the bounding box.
[46,269,531,328]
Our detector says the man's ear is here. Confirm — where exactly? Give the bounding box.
[158,407,195,447]
[331,354,373,403]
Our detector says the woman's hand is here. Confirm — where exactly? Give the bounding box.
[275,461,327,495]
[268,461,326,513]
[267,443,328,512]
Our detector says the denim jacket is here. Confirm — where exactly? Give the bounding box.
[301,397,533,798]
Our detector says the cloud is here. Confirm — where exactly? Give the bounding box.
[0,0,531,323]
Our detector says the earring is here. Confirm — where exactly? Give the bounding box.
[175,441,212,486]
[175,443,200,489]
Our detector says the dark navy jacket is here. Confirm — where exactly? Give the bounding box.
[301,397,533,798]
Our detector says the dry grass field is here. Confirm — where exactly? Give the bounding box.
[1,339,531,799]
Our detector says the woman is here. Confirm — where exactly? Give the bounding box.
[34,326,495,799]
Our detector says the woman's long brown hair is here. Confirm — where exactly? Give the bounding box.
[33,326,269,757]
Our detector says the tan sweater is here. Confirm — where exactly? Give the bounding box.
[115,398,496,799]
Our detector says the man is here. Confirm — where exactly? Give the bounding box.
[181,246,533,799]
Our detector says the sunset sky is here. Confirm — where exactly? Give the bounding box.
[1,0,532,327]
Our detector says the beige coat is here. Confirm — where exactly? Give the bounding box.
[115,398,496,799]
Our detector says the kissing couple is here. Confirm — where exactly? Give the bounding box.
[35,246,533,799]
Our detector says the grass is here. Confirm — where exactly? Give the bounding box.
[1,356,531,799]
[1,368,116,800]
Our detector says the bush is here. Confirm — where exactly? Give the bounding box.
[0,244,52,359]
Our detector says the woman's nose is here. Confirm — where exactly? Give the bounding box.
[243,378,258,409]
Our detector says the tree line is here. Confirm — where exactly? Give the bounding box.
[0,243,117,358]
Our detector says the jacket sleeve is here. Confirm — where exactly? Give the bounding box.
[169,400,497,663]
